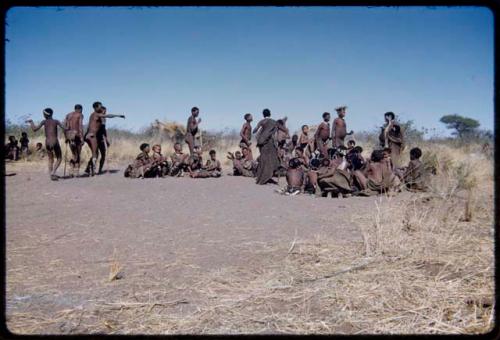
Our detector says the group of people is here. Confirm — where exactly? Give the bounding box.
[123,105,426,198]
[124,107,222,179]
[4,133,46,161]
[124,143,222,179]
[20,102,125,180]
[14,102,427,197]
[225,107,426,197]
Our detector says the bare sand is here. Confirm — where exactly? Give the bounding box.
[4,161,422,334]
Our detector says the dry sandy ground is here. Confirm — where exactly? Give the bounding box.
[4,161,424,334]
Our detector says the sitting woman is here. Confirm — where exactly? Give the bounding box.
[151,144,170,178]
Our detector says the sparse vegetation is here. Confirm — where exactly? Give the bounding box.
[439,114,480,139]
[5,121,493,335]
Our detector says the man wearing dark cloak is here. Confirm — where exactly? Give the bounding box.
[252,109,287,185]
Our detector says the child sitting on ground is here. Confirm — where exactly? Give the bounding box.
[228,148,255,177]
[35,142,46,160]
[400,147,428,192]
[204,149,222,177]
[170,142,190,177]
[124,143,155,178]
[5,136,20,161]
[151,144,170,177]
[191,149,222,178]
[276,157,304,196]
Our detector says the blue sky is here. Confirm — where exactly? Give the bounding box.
[5,6,493,136]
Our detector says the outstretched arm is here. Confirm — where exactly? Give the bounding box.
[97,113,125,119]
[105,114,125,119]
[26,119,44,132]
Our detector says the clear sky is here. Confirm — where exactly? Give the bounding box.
[5,6,493,136]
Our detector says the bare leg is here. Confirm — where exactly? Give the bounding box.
[47,150,54,174]
[185,135,194,155]
[86,137,99,176]
[75,143,82,176]
[308,171,322,196]
[98,140,106,174]
[69,144,77,177]
[52,143,63,176]
[353,170,367,190]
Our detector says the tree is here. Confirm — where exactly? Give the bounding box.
[399,119,424,145]
[439,114,480,138]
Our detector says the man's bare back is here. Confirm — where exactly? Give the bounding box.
[65,111,84,137]
[30,118,64,148]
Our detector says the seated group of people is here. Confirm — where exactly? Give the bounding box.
[124,142,222,179]
[5,133,46,161]
[280,140,428,197]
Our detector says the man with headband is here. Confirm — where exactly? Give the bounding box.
[26,108,66,180]
[331,106,354,148]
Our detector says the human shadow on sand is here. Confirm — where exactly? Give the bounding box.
[60,169,121,179]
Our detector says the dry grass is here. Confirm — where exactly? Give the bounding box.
[108,249,123,282]
[19,135,251,169]
[6,141,494,335]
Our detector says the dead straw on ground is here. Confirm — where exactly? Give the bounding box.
[6,143,494,335]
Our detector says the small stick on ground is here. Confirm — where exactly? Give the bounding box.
[288,228,298,254]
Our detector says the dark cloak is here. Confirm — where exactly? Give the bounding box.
[255,118,280,185]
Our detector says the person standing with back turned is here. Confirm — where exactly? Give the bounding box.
[253,108,287,185]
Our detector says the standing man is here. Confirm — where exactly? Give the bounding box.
[240,113,253,148]
[331,106,354,148]
[252,108,287,185]
[239,113,254,159]
[97,106,113,174]
[84,101,125,176]
[314,112,331,158]
[64,104,84,177]
[26,108,66,180]
[379,111,404,168]
[185,107,201,155]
